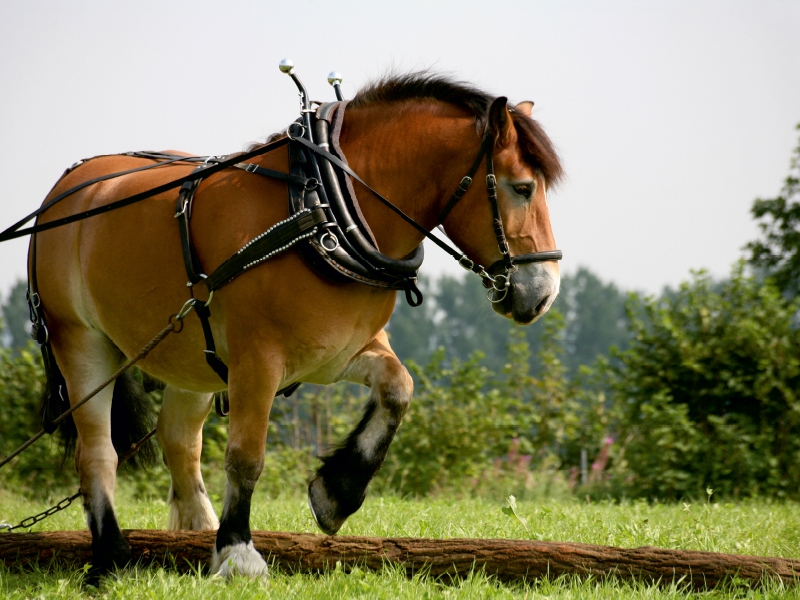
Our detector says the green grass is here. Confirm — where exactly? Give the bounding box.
[2,486,800,598]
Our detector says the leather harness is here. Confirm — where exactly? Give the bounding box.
[5,96,562,403]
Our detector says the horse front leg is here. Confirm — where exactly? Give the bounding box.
[211,358,278,578]
[308,329,413,535]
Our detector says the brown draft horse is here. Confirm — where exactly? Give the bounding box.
[31,73,563,578]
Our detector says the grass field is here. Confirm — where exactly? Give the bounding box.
[2,485,800,598]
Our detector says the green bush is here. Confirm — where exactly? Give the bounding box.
[0,345,78,492]
[607,264,800,499]
[375,310,608,497]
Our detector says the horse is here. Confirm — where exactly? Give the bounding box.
[29,72,563,578]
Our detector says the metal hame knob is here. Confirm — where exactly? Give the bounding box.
[327,71,343,86]
[279,59,295,74]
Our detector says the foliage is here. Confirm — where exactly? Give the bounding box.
[557,266,631,373]
[377,309,607,497]
[0,345,78,491]
[6,263,800,505]
[0,279,31,352]
[607,264,800,499]
[387,267,630,376]
[747,123,800,296]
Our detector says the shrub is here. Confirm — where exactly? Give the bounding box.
[607,265,800,499]
[0,345,77,492]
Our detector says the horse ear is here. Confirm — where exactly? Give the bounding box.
[488,96,515,148]
[514,101,534,117]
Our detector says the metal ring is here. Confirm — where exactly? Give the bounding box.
[304,178,320,191]
[168,313,185,334]
[491,273,508,292]
[320,231,339,252]
[194,274,214,307]
[488,286,510,303]
[286,123,306,141]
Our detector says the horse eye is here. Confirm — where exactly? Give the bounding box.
[513,183,533,199]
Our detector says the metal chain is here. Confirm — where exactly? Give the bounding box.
[0,427,159,533]
[1,491,82,532]
[0,311,185,533]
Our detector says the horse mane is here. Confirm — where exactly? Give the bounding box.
[350,71,563,186]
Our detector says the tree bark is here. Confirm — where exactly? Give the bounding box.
[0,529,796,589]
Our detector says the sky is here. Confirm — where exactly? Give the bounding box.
[1,0,798,298]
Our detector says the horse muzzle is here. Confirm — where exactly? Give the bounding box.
[490,262,560,324]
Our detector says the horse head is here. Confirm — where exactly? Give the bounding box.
[438,95,563,324]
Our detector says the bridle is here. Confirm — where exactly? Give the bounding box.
[436,125,563,302]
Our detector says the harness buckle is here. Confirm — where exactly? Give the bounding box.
[458,176,473,192]
[486,173,497,188]
[174,201,186,218]
[458,255,475,271]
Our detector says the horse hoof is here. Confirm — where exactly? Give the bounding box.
[211,541,268,578]
[307,476,347,535]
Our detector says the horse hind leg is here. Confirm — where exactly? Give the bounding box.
[48,327,155,579]
[157,386,218,530]
[308,330,413,535]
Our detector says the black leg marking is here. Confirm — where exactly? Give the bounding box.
[85,496,130,582]
[215,450,262,552]
[309,394,406,535]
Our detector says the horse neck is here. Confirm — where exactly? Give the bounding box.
[337,103,481,259]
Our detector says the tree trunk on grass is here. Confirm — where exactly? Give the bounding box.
[1,530,797,589]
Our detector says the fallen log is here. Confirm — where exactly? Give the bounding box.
[0,529,797,589]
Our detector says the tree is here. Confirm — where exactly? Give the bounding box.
[1,280,32,352]
[384,275,438,366]
[557,267,631,373]
[747,124,800,295]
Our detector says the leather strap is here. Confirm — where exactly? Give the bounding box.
[1,137,291,242]
[488,250,563,274]
[290,135,496,279]
[233,162,314,187]
[0,155,194,242]
[204,207,327,292]
[193,301,229,384]
[175,169,205,285]
[438,139,489,224]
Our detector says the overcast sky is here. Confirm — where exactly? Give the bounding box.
[1,0,798,299]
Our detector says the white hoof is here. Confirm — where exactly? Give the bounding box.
[167,485,219,531]
[211,541,268,578]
